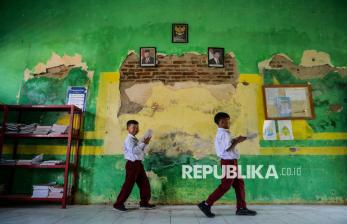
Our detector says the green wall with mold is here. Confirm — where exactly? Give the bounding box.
[0,0,347,205]
[1,0,347,130]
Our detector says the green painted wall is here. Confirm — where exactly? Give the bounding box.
[1,155,346,204]
[1,0,347,130]
[1,0,347,204]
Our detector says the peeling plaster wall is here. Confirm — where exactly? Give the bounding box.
[117,52,258,159]
[119,52,238,115]
[118,81,260,157]
[259,51,347,133]
[0,0,347,204]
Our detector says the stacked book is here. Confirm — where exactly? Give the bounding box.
[48,186,64,198]
[19,123,37,134]
[16,160,33,165]
[32,185,50,198]
[31,184,64,199]
[15,154,43,165]
[5,123,20,134]
[3,123,69,135]
[49,124,68,135]
[33,125,52,135]
[40,160,64,166]
[0,159,16,165]
[31,154,43,164]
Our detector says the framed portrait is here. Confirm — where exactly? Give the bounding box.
[262,84,315,120]
[140,47,156,67]
[208,47,224,68]
[172,23,188,43]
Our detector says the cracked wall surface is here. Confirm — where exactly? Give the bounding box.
[259,50,347,132]
[115,52,259,158]
[119,52,238,115]
[1,0,347,205]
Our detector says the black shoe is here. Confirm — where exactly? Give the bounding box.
[236,208,257,216]
[197,201,215,218]
[140,203,156,209]
[113,204,128,212]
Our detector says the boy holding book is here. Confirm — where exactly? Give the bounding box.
[113,120,155,211]
[198,112,257,217]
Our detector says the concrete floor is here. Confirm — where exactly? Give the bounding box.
[0,204,346,224]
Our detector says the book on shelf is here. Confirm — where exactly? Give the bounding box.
[5,123,38,134]
[31,154,43,164]
[40,160,64,166]
[32,126,52,135]
[49,124,68,135]
[5,123,20,133]
[32,190,50,198]
[19,123,37,134]
[32,184,65,199]
[0,159,16,165]
[32,184,51,198]
[16,160,33,165]
[3,123,69,135]
[2,155,64,166]
[16,154,43,165]
[48,186,64,198]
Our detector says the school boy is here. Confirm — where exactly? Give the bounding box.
[113,120,155,211]
[198,112,257,217]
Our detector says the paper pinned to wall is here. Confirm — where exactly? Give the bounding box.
[278,120,294,140]
[263,120,277,140]
[265,88,279,105]
[66,86,87,111]
[275,96,292,117]
[285,88,307,101]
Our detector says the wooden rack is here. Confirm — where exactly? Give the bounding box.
[0,105,83,208]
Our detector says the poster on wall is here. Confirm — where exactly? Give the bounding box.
[262,84,315,120]
[66,86,87,111]
[278,120,294,140]
[172,23,188,43]
[263,120,277,140]
[208,47,224,68]
[275,96,292,117]
[140,47,156,67]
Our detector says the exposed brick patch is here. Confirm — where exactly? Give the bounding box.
[33,64,74,78]
[120,52,239,85]
[118,52,239,115]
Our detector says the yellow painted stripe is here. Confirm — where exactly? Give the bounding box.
[82,72,120,141]
[239,74,263,84]
[83,131,104,139]
[260,147,347,155]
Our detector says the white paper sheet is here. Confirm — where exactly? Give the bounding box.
[278,120,294,140]
[263,120,277,140]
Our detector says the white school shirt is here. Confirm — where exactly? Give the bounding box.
[214,128,240,160]
[123,134,146,161]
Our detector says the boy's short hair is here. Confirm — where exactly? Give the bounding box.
[126,120,139,128]
[214,112,230,125]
